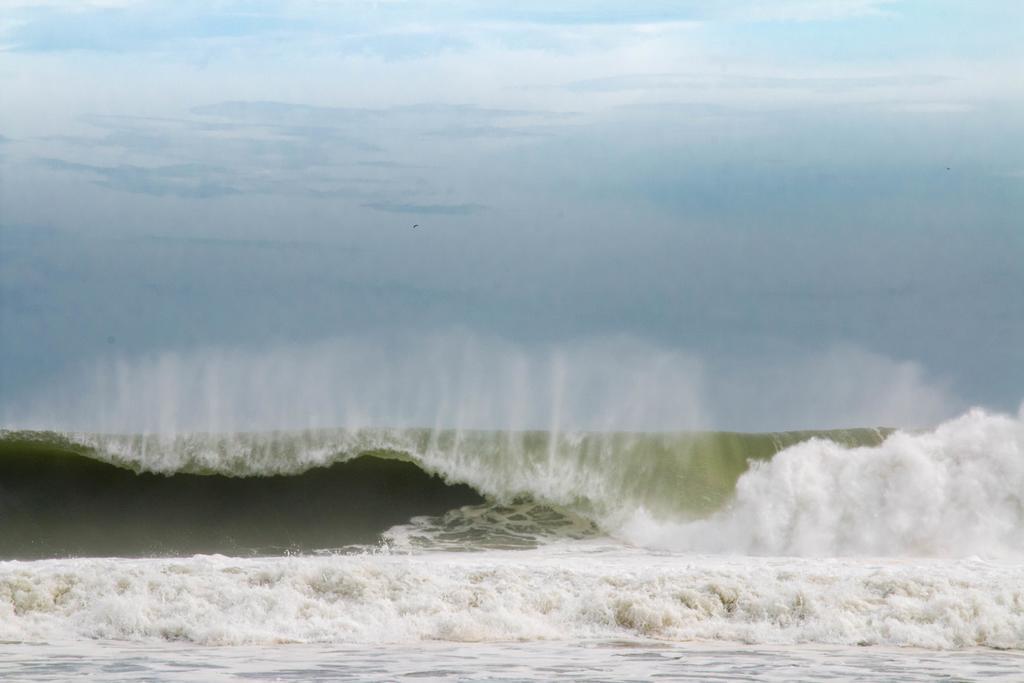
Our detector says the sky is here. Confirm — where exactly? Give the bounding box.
[0,0,1021,432]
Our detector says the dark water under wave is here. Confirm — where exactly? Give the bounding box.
[0,427,887,558]
[0,434,483,558]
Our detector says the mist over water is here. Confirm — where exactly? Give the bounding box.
[4,332,959,434]
[9,330,1009,561]
[2,330,1018,560]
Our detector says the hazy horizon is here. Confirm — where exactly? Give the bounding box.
[2,0,1021,431]
[4,6,1024,676]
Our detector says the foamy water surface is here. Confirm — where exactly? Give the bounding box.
[3,639,1024,682]
[3,548,1022,649]
[2,409,1022,679]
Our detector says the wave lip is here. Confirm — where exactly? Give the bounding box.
[0,427,886,558]
[2,553,1022,649]
[3,407,1021,559]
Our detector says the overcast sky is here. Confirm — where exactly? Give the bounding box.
[1,1,1021,431]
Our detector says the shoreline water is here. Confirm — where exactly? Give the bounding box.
[4,639,1024,682]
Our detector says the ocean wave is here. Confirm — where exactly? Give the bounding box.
[621,408,1024,558]
[0,427,881,557]
[2,408,1022,558]
[1,553,1021,649]
[0,440,481,558]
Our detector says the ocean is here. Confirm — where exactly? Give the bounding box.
[1,409,1022,680]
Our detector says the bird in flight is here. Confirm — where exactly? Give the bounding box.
[412,224,419,229]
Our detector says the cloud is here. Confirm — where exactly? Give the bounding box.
[362,201,486,216]
[3,0,895,68]
[37,158,242,198]
[75,111,381,156]
[36,151,388,199]
[728,0,897,22]
[192,101,568,130]
[30,100,566,206]
[479,0,899,24]
[3,4,309,53]
[31,109,389,199]
[565,72,950,93]
[135,234,359,253]
[890,102,975,114]
[0,1,142,8]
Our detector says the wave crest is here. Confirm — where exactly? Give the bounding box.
[3,408,1022,558]
[622,409,1024,558]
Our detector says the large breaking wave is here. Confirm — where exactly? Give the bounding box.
[2,406,1022,559]
[2,408,1023,649]
[0,426,879,558]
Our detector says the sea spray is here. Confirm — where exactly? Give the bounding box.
[4,335,959,436]
[5,335,710,435]
[620,408,1024,558]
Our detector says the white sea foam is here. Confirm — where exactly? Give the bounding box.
[1,551,1021,649]
[620,408,1024,558]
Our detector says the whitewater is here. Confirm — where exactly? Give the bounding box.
[3,550,1024,649]
[2,406,1023,672]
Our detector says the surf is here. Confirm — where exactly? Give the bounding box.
[0,424,910,558]
[2,407,1021,559]
[2,552,1022,648]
